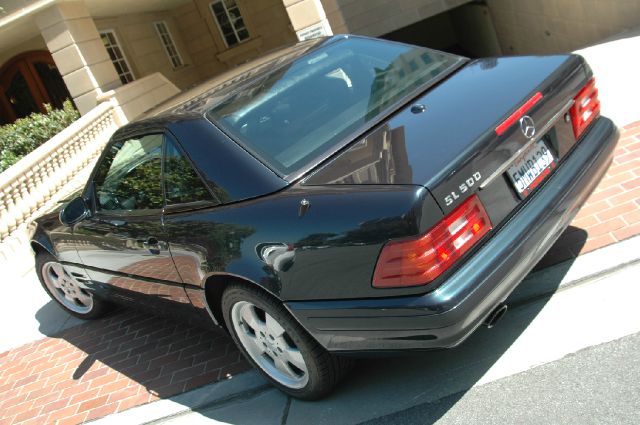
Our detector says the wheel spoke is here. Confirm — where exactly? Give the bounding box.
[273,356,297,379]
[74,290,92,307]
[265,313,285,338]
[282,347,306,372]
[241,305,263,332]
[64,292,76,303]
[49,276,62,289]
[46,264,63,288]
[50,263,66,279]
[243,336,266,359]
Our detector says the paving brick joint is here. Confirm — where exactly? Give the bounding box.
[0,309,248,425]
[0,121,638,425]
[537,121,640,269]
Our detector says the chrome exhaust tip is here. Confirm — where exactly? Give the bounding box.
[484,303,508,329]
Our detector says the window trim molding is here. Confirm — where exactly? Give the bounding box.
[153,21,185,70]
[209,0,250,49]
[99,28,136,84]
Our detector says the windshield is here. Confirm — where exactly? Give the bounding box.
[206,37,463,177]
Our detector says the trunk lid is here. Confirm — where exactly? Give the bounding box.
[303,54,591,224]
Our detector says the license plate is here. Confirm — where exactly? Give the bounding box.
[507,139,556,197]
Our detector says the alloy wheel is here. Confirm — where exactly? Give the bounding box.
[41,261,93,314]
[231,300,309,388]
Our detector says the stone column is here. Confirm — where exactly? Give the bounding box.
[283,0,333,41]
[35,0,122,114]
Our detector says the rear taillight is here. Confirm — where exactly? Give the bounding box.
[570,77,600,140]
[373,195,492,288]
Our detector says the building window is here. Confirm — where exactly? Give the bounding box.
[209,0,250,47]
[99,30,135,84]
[153,21,184,69]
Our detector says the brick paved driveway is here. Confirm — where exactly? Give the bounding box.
[1,122,638,425]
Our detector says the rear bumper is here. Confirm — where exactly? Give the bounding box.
[286,117,619,353]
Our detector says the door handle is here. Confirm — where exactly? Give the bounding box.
[143,237,159,246]
[140,237,168,251]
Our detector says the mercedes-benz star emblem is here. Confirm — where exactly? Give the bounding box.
[520,115,536,139]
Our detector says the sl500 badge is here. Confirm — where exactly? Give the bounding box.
[444,172,482,206]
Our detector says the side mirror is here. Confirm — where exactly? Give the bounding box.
[59,196,90,225]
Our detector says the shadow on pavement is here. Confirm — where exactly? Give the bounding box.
[33,304,248,403]
[35,300,85,336]
[191,226,588,424]
[27,227,586,424]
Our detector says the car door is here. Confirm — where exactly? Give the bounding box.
[74,133,191,312]
[160,135,229,319]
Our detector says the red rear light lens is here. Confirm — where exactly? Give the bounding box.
[570,77,600,140]
[495,91,543,136]
[373,195,492,288]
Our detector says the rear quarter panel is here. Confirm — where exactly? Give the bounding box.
[162,184,442,300]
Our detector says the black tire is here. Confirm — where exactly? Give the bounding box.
[222,283,352,400]
[35,252,111,320]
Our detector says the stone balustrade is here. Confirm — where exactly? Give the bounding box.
[0,101,124,241]
[0,72,179,246]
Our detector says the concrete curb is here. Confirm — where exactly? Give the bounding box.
[509,234,640,306]
[89,235,640,425]
[89,371,269,425]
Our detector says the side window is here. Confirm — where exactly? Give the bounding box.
[93,134,163,212]
[99,30,135,84]
[210,0,250,47]
[164,138,215,205]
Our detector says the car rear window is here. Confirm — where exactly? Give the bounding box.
[206,37,463,177]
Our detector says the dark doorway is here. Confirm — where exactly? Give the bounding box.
[0,51,74,124]
[381,3,502,59]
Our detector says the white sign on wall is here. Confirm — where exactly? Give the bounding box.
[296,20,332,41]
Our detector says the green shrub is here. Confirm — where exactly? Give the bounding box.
[0,100,80,173]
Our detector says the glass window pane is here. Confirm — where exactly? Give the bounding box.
[112,46,124,60]
[94,135,163,211]
[100,31,134,82]
[211,0,248,46]
[113,61,124,75]
[165,139,215,205]
[154,21,183,69]
[206,37,461,176]
[212,3,225,15]
[237,28,249,41]
[220,23,234,35]
[216,12,230,26]
[234,17,246,29]
[224,33,238,46]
